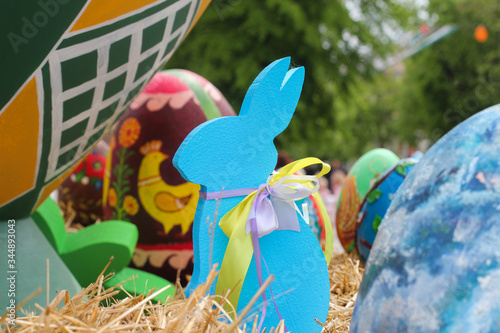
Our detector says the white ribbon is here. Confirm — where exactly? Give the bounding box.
[245,173,320,237]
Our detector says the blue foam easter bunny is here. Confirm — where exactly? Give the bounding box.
[173,58,329,332]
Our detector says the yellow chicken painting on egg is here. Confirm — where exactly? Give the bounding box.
[138,140,200,235]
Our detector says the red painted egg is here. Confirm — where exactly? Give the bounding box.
[58,141,108,226]
[103,70,235,285]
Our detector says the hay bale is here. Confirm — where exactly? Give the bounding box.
[1,254,363,332]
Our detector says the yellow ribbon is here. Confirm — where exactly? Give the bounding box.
[215,157,332,313]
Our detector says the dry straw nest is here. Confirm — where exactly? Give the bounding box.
[1,253,363,333]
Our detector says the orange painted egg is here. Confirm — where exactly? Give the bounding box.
[103,70,235,285]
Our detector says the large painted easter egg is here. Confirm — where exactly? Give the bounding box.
[355,158,416,262]
[58,141,108,226]
[336,148,399,252]
[351,105,500,332]
[0,0,211,219]
[103,70,235,285]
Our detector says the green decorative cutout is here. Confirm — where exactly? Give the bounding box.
[31,197,138,287]
[372,214,383,232]
[105,267,175,302]
[395,164,407,177]
[367,189,383,204]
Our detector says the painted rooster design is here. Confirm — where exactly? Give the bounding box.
[138,140,199,235]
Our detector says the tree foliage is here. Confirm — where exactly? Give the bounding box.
[393,0,500,145]
[166,0,415,160]
[323,0,500,159]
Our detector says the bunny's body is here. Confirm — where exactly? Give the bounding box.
[174,58,329,331]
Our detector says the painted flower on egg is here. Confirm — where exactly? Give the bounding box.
[119,117,141,148]
[108,188,117,208]
[123,195,139,216]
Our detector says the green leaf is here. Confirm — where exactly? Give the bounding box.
[372,214,383,232]
[122,186,131,194]
[75,172,84,182]
[124,169,134,176]
[367,189,383,204]
[347,240,355,253]
[395,164,406,177]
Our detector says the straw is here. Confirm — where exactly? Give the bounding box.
[1,253,363,333]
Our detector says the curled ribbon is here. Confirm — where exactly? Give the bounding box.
[215,157,332,330]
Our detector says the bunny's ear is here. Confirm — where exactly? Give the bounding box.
[239,57,305,138]
[240,58,291,116]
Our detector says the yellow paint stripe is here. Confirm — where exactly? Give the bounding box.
[0,79,39,207]
[70,0,161,32]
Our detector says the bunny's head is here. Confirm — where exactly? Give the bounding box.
[173,58,304,191]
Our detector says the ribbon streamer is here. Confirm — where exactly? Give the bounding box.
[215,157,332,329]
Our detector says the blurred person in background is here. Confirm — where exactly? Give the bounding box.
[329,164,347,255]
[330,168,346,201]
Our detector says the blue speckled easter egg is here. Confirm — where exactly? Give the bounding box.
[351,105,500,332]
[355,158,416,262]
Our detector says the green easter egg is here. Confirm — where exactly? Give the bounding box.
[336,148,399,252]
